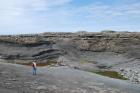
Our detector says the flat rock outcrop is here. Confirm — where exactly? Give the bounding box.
[1,62,140,93]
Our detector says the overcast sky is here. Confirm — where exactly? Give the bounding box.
[0,0,140,35]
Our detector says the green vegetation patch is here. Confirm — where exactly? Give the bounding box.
[80,58,97,64]
[92,70,128,80]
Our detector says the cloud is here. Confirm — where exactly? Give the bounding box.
[73,1,140,19]
[0,0,73,34]
[63,0,140,32]
[0,0,72,17]
[0,0,140,34]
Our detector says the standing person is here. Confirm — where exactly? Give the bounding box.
[32,62,37,75]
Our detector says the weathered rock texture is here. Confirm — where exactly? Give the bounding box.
[0,31,140,83]
[1,32,140,58]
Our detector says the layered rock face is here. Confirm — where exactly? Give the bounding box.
[1,32,140,52]
[0,34,64,63]
[74,32,140,53]
[0,31,140,62]
[0,31,140,60]
[0,31,140,83]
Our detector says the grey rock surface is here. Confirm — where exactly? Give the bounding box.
[0,32,140,91]
[0,62,140,93]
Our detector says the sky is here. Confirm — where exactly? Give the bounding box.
[0,0,140,35]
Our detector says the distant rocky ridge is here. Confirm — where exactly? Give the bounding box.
[0,31,140,60]
[0,31,140,58]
